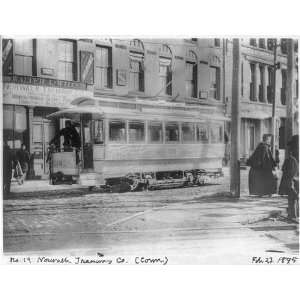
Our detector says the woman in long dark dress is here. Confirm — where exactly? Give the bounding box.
[247,134,277,196]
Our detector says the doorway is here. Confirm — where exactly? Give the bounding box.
[81,114,94,170]
[32,120,57,178]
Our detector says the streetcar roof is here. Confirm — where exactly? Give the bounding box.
[47,97,230,122]
[46,106,105,121]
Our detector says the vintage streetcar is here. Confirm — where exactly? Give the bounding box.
[47,97,227,192]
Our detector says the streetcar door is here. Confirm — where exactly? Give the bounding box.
[81,114,94,170]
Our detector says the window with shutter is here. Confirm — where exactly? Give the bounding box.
[58,40,76,81]
[14,39,33,76]
[95,46,112,89]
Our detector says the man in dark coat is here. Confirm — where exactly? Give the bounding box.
[50,120,81,150]
[3,141,13,197]
[16,143,30,181]
[247,134,277,196]
[279,135,299,219]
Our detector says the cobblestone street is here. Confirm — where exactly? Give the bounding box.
[3,169,299,264]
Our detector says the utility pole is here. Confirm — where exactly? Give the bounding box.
[271,39,278,157]
[230,39,241,198]
[285,39,295,150]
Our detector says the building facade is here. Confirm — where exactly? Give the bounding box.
[2,38,226,179]
[225,38,299,163]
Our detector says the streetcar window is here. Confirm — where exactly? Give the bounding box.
[93,120,104,144]
[148,122,163,143]
[210,123,223,143]
[109,120,126,142]
[129,120,145,143]
[165,122,179,142]
[196,123,209,143]
[182,122,195,143]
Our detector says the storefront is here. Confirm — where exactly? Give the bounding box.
[2,77,92,179]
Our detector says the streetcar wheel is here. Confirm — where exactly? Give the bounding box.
[130,178,142,192]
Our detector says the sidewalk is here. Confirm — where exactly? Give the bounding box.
[10,179,87,194]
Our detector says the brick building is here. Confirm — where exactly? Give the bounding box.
[2,38,226,179]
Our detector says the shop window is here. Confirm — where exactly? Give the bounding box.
[129,121,145,143]
[185,51,197,98]
[129,52,144,92]
[95,45,112,89]
[241,62,244,96]
[148,122,163,143]
[210,123,223,143]
[182,122,195,143]
[249,125,255,151]
[58,39,76,81]
[3,105,28,150]
[93,120,104,144]
[165,122,179,142]
[196,123,209,143]
[14,39,33,76]
[109,120,126,143]
[210,66,220,100]
[279,118,286,149]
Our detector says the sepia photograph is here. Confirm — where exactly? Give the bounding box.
[1,36,299,265]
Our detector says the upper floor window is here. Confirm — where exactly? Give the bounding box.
[58,39,76,81]
[129,40,145,92]
[250,63,256,101]
[259,65,265,102]
[209,66,220,100]
[250,39,257,47]
[281,69,287,105]
[281,39,287,54]
[258,39,266,49]
[214,39,221,47]
[267,66,274,104]
[95,45,112,89]
[267,39,275,51]
[14,39,33,76]
[185,50,197,98]
[159,44,172,96]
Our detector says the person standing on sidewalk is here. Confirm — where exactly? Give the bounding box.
[16,143,30,182]
[279,135,299,220]
[3,141,13,197]
[246,134,277,196]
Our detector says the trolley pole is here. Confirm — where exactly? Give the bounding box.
[285,39,295,151]
[271,39,278,157]
[230,39,241,198]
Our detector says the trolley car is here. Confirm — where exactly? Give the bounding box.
[47,97,227,191]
